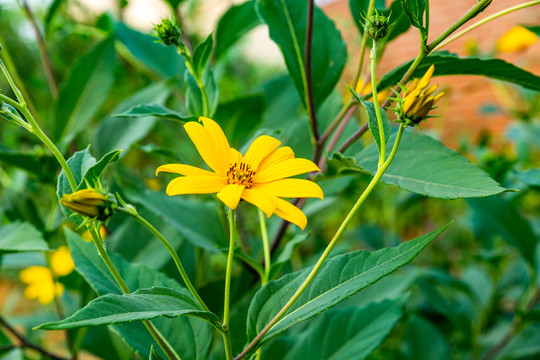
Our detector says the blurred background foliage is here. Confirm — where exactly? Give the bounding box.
[0,0,539,359]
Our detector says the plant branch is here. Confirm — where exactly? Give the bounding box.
[222,209,236,360]
[0,316,67,360]
[305,0,319,144]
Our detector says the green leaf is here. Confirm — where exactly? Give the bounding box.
[192,33,213,79]
[386,0,413,41]
[185,69,219,117]
[53,37,116,142]
[354,130,508,199]
[0,103,24,128]
[348,85,390,156]
[149,346,165,360]
[64,229,213,359]
[349,0,387,34]
[494,324,540,360]
[123,188,228,252]
[0,146,58,183]
[163,0,183,9]
[378,52,540,92]
[525,26,540,36]
[214,1,261,60]
[94,80,173,157]
[214,94,265,146]
[44,0,66,33]
[405,316,450,360]
[0,221,49,252]
[112,104,195,123]
[257,0,347,108]
[325,152,371,177]
[515,169,540,187]
[400,0,425,30]
[246,224,449,347]
[76,149,122,191]
[115,23,186,78]
[468,196,537,266]
[270,298,406,360]
[38,287,219,330]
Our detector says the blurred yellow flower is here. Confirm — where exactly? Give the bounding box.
[19,266,63,305]
[51,246,75,276]
[496,26,538,53]
[145,178,163,191]
[156,117,323,230]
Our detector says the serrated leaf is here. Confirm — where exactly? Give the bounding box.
[378,52,540,92]
[271,298,406,360]
[192,33,213,79]
[0,221,49,252]
[214,1,261,60]
[348,86,391,156]
[112,104,195,123]
[257,0,347,108]
[355,130,508,199]
[63,229,213,359]
[325,152,371,177]
[37,287,219,330]
[246,224,449,348]
[54,37,116,142]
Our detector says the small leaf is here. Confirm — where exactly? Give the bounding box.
[246,224,450,348]
[214,1,261,60]
[192,33,213,79]
[0,222,49,253]
[400,0,425,30]
[348,85,391,156]
[379,52,540,92]
[325,152,371,177]
[113,104,195,123]
[76,149,122,191]
[37,287,219,330]
[355,130,508,199]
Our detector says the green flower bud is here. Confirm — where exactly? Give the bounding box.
[60,188,116,221]
[153,18,181,47]
[365,10,390,40]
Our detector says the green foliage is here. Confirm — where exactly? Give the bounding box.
[113,104,195,123]
[0,221,49,253]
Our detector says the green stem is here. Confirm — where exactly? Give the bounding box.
[370,40,385,168]
[222,209,235,360]
[432,1,540,53]
[235,125,407,359]
[88,227,181,360]
[0,59,77,191]
[117,207,209,312]
[427,0,493,51]
[353,0,377,87]
[259,209,271,285]
[183,56,210,117]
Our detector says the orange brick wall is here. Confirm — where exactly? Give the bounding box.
[322,0,540,146]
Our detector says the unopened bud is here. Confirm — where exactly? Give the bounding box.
[365,10,389,40]
[60,188,116,221]
[153,18,181,47]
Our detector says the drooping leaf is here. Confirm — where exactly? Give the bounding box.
[348,85,391,156]
[246,224,449,348]
[468,196,537,266]
[214,94,265,146]
[214,1,262,60]
[94,80,173,157]
[112,104,195,123]
[0,222,49,253]
[378,52,540,92]
[268,298,406,360]
[123,187,228,252]
[37,287,219,330]
[257,0,347,108]
[353,130,508,199]
[63,230,213,359]
[115,23,186,78]
[191,33,213,79]
[53,37,116,142]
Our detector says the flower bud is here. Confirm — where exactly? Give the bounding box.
[365,10,389,40]
[60,188,115,221]
[153,18,181,47]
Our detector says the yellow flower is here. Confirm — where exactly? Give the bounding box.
[156,117,324,230]
[496,25,538,53]
[395,65,444,126]
[19,266,64,305]
[51,246,75,276]
[60,188,108,218]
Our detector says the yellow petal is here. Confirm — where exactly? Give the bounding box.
[417,65,435,90]
[432,92,445,103]
[241,189,276,217]
[402,89,422,114]
[254,179,324,199]
[404,78,419,97]
[184,118,231,175]
[230,148,243,165]
[274,197,307,230]
[217,184,245,210]
[166,175,226,196]
[51,246,75,277]
[423,83,439,97]
[156,164,217,177]
[257,146,295,173]
[243,135,281,171]
[254,158,320,183]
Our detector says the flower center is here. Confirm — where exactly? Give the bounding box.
[227,162,255,188]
